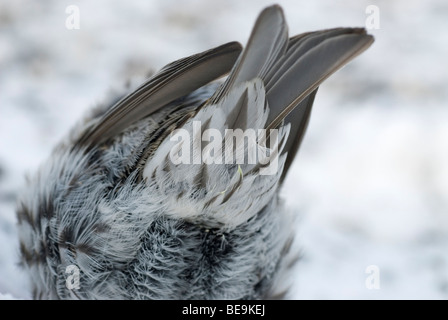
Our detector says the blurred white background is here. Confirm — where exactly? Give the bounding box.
[0,0,447,299]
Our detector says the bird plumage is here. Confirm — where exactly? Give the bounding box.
[16,5,373,299]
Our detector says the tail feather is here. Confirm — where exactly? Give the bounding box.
[210,5,288,104]
[208,5,373,180]
[76,41,242,148]
[280,88,317,183]
[265,29,374,131]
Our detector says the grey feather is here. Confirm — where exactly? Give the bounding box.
[77,41,242,147]
[210,5,288,104]
[280,88,317,184]
[265,29,373,131]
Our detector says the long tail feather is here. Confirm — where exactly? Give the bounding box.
[208,5,373,180]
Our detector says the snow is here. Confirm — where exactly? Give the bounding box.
[1,0,447,299]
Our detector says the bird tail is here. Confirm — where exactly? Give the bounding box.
[208,4,374,182]
[142,5,373,228]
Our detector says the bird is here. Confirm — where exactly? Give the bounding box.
[16,5,373,299]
